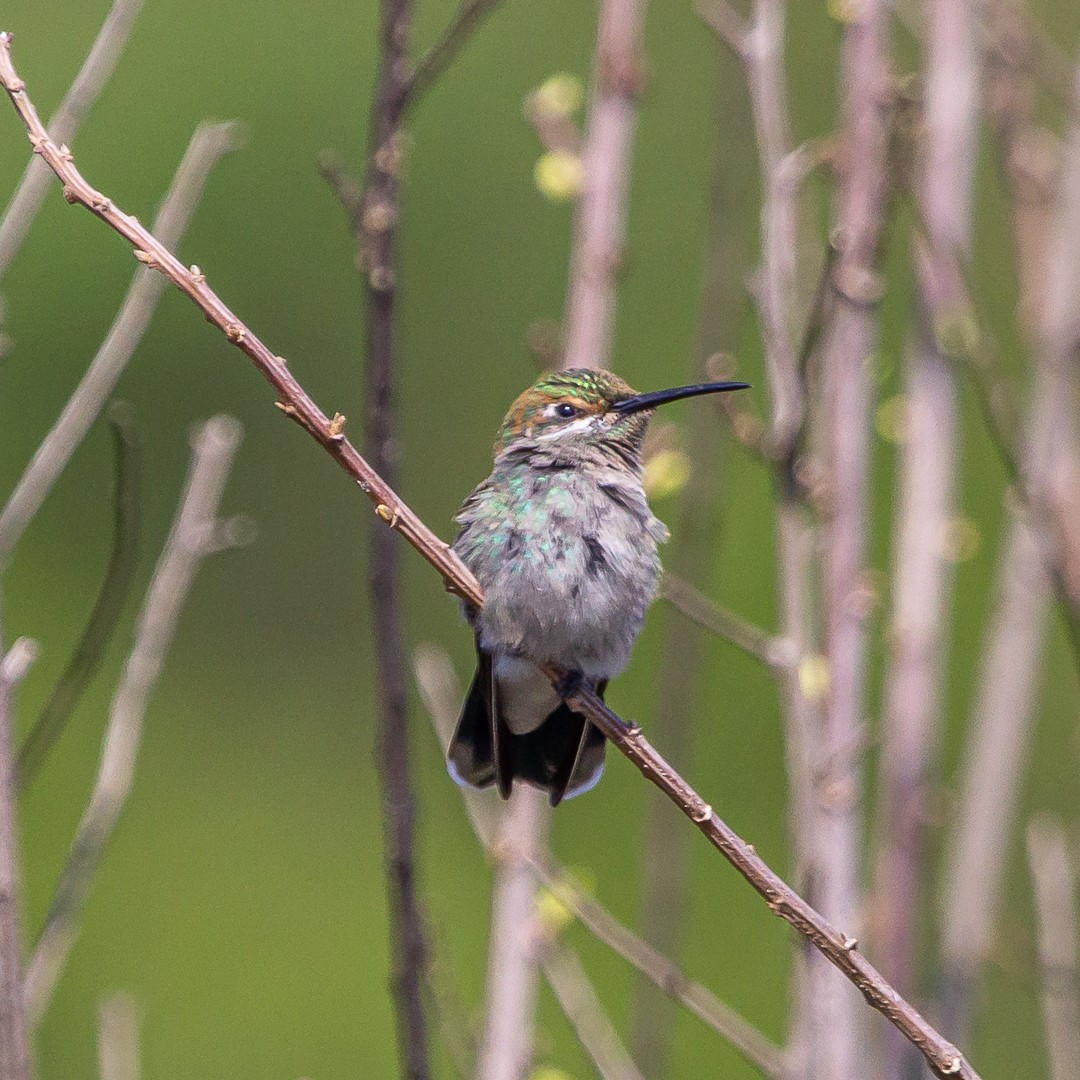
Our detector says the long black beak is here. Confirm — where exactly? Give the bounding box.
[609,381,750,416]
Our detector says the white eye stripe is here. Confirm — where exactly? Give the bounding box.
[535,415,598,440]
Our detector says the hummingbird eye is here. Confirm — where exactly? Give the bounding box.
[554,403,577,419]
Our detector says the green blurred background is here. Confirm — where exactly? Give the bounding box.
[1,1,1078,1077]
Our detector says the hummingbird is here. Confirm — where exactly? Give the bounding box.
[448,367,749,806]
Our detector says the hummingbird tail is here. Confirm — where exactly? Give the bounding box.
[446,650,607,806]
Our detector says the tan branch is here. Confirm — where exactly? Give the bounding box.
[0,635,37,1080]
[97,993,141,1080]
[874,6,980,1073]
[660,572,791,671]
[0,37,982,1079]
[561,0,646,369]
[534,858,789,1079]
[939,29,1080,1041]
[1026,815,1080,1080]
[0,0,142,282]
[540,942,645,1080]
[477,787,549,1080]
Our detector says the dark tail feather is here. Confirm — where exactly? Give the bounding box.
[446,649,504,794]
[446,657,607,806]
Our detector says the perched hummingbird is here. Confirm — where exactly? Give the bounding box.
[448,367,749,806]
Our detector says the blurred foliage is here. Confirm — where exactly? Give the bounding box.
[0,2,1078,1078]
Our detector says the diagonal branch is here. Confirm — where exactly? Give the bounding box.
[0,36,981,1079]
[403,0,505,108]
[533,858,788,1079]
[660,573,790,671]
[0,0,142,283]
[540,941,644,1080]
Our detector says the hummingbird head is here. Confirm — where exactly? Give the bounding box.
[495,368,749,458]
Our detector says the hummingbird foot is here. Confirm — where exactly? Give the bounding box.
[553,669,586,702]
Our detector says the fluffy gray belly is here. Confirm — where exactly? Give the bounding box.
[455,479,664,678]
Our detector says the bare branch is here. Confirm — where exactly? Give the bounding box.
[534,858,788,1079]
[540,942,645,1080]
[315,150,364,224]
[0,0,142,281]
[0,41,982,1078]
[477,788,549,1080]
[17,405,141,789]
[561,0,646,369]
[25,416,243,1024]
[874,9,980,1074]
[660,572,790,670]
[805,2,893,1073]
[349,0,435,1073]
[478,0,649,1062]
[1026,815,1080,1080]
[404,0,505,108]
[1030,66,1080,624]
[696,0,751,57]
[0,633,37,1080]
[97,993,141,1080]
[0,120,241,564]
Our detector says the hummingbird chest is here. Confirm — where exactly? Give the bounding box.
[453,459,669,677]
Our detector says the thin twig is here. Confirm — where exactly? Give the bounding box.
[561,0,646,369]
[660,573,789,670]
[0,0,142,282]
[808,2,892,1073]
[349,0,433,1074]
[0,120,241,565]
[1025,815,1080,1080]
[938,508,1050,1041]
[477,787,549,1080]
[0,42,982,1078]
[97,993,141,1080]
[0,634,37,1080]
[17,404,141,789]
[25,416,243,1024]
[540,941,645,1080]
[1029,66,1080,630]
[404,0,505,108]
[874,5,980,1073]
[701,0,802,457]
[426,937,477,1079]
[534,857,789,1079]
[414,645,788,1079]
